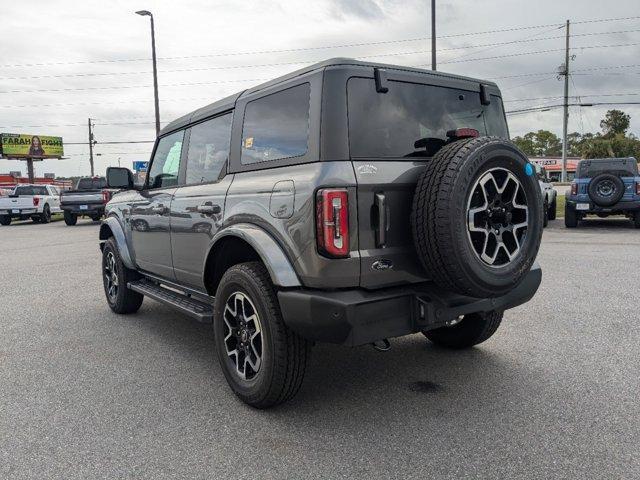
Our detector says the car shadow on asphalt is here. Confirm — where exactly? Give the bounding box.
[127,302,539,423]
[547,218,635,230]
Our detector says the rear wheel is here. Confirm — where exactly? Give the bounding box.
[213,262,311,408]
[565,205,578,228]
[63,210,77,226]
[548,197,557,220]
[633,212,640,229]
[40,204,51,223]
[423,311,503,349]
[102,237,143,314]
[91,214,102,222]
[0,215,11,226]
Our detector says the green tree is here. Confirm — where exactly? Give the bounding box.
[600,109,630,137]
[512,130,562,156]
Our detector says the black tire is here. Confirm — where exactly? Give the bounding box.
[633,212,640,229]
[63,210,77,226]
[411,136,543,298]
[588,173,624,207]
[548,197,557,220]
[40,204,51,223]
[423,311,503,349]
[0,215,11,226]
[91,214,102,222]
[213,262,311,409]
[102,237,143,314]
[565,205,578,228]
[543,199,549,228]
[32,216,41,223]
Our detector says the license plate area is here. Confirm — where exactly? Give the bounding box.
[12,209,20,214]
[576,203,590,211]
[79,205,88,210]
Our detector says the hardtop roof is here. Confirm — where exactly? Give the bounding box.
[159,57,499,136]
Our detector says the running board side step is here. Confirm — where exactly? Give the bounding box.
[127,278,214,323]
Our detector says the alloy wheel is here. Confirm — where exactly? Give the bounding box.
[467,167,529,267]
[104,251,119,301]
[223,292,263,380]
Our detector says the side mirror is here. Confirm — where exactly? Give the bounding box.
[106,167,134,189]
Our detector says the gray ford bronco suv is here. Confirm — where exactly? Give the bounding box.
[100,59,543,408]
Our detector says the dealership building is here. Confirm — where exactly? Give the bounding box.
[529,156,581,182]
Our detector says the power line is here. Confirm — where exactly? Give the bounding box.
[506,101,640,115]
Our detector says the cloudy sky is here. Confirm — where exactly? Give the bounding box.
[1,0,639,177]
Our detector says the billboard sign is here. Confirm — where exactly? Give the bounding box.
[0,133,64,159]
[132,161,149,172]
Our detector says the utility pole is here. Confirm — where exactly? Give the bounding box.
[88,118,95,177]
[561,19,570,183]
[431,0,436,70]
[136,10,161,136]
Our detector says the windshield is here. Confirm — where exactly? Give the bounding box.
[77,177,107,189]
[347,78,509,158]
[14,186,48,196]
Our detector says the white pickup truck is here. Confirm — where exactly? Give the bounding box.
[0,184,62,225]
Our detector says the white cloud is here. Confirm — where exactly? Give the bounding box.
[1,0,639,177]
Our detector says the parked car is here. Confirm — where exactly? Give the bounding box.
[60,176,113,225]
[565,158,640,228]
[0,184,62,225]
[98,59,543,408]
[534,164,557,227]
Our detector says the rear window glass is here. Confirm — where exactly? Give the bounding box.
[77,177,107,189]
[241,83,310,165]
[576,159,638,178]
[347,78,508,158]
[14,186,48,196]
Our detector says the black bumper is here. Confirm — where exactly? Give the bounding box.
[61,204,105,215]
[566,198,640,213]
[278,265,542,346]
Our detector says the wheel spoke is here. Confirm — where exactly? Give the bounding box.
[222,291,263,380]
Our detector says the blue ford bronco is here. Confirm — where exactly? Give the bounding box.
[565,157,640,228]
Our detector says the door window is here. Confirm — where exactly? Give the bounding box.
[147,130,184,189]
[241,83,310,165]
[185,113,232,184]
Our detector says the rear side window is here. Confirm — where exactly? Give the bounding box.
[77,177,107,190]
[14,186,48,195]
[241,83,310,165]
[147,130,184,189]
[347,78,509,158]
[185,113,232,184]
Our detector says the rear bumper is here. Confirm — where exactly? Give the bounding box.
[278,264,542,346]
[566,198,640,213]
[0,208,38,217]
[61,204,105,214]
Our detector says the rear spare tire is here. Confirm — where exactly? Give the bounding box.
[588,173,624,207]
[411,136,543,298]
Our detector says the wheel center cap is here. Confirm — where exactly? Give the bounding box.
[240,330,249,343]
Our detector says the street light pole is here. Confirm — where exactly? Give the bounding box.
[431,0,436,70]
[561,19,570,183]
[136,10,160,137]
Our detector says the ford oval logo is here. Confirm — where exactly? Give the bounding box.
[371,259,393,271]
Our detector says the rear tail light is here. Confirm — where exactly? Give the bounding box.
[571,183,578,195]
[32,197,40,207]
[446,128,479,139]
[102,189,111,204]
[636,182,640,195]
[316,188,349,258]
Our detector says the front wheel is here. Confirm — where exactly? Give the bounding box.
[423,311,503,349]
[102,237,143,314]
[63,210,77,226]
[213,262,311,409]
[543,200,549,228]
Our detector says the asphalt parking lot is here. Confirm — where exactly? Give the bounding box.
[1,217,639,479]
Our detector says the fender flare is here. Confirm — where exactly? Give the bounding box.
[210,223,301,287]
[99,216,135,270]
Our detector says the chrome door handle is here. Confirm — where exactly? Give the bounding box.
[196,203,221,215]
